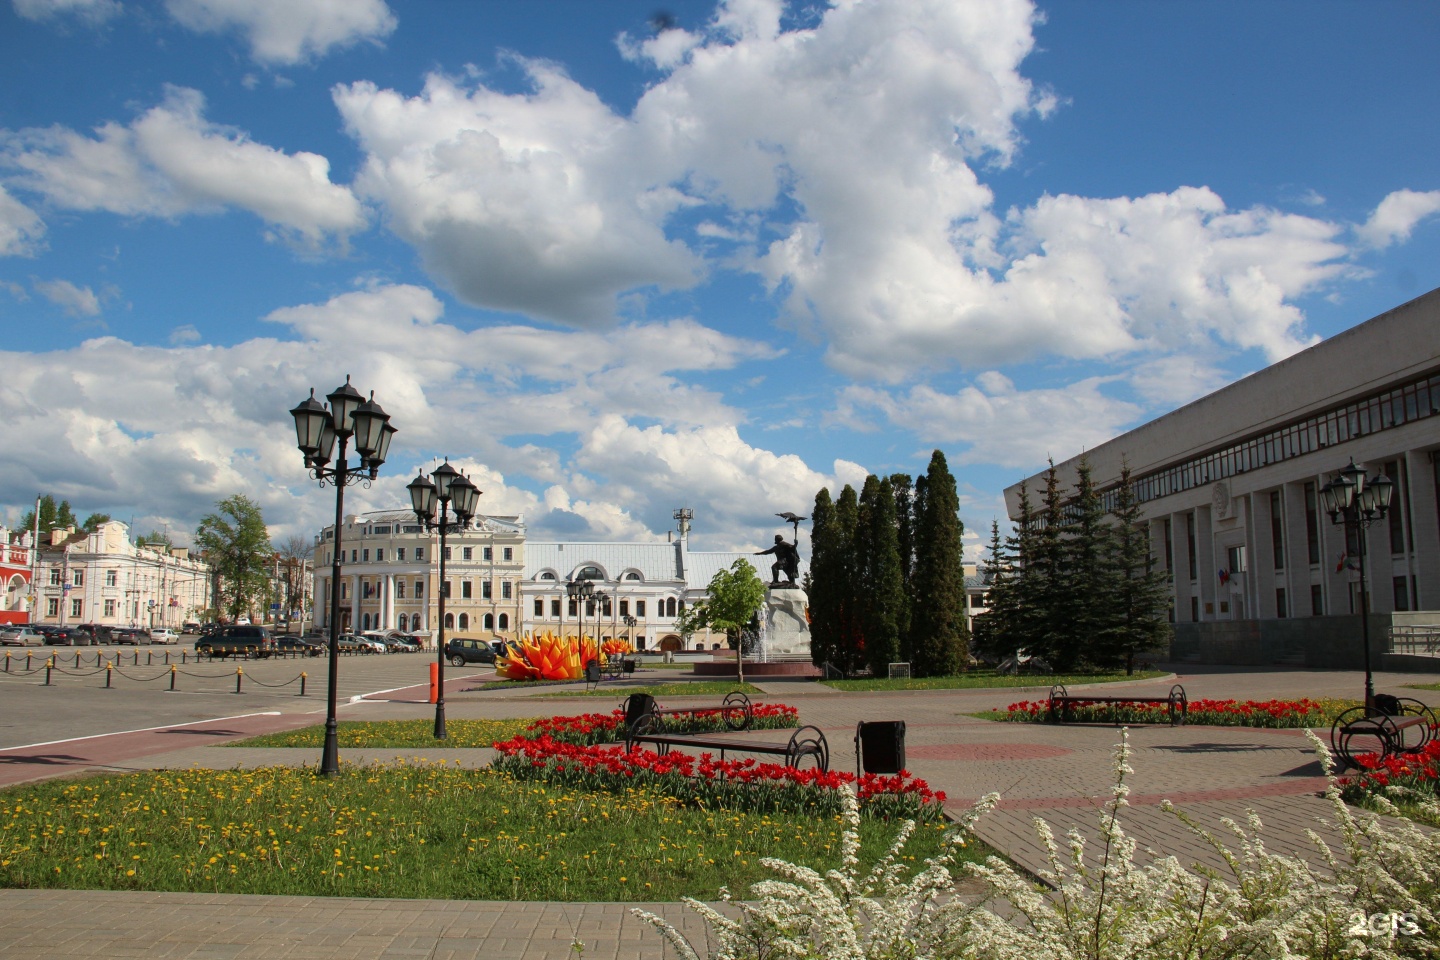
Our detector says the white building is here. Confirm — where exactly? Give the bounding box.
[311,510,525,644]
[31,521,212,630]
[1006,287,1440,667]
[521,512,753,653]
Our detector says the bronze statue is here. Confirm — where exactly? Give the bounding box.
[755,534,800,586]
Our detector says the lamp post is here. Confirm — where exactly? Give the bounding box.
[1318,459,1394,714]
[407,460,481,740]
[290,376,397,776]
[623,613,637,651]
[566,577,594,659]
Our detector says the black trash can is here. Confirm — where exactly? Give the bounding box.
[622,658,637,674]
[855,720,906,776]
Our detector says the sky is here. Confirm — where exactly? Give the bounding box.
[1,0,1438,558]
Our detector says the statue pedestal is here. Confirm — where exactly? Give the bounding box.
[763,586,810,658]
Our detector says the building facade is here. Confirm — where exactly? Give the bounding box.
[29,521,212,630]
[311,510,525,645]
[0,526,34,625]
[1006,287,1440,647]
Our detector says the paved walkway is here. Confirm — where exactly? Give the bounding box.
[1,663,1437,958]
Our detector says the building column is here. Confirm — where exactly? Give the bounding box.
[1404,449,1438,610]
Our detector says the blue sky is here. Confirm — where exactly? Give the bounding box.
[1,0,1438,556]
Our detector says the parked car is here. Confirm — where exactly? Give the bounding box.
[0,627,46,646]
[181,621,202,634]
[73,623,113,644]
[444,637,497,667]
[109,627,147,645]
[195,624,275,659]
[275,636,324,657]
[334,633,374,654]
[149,628,179,644]
[384,634,421,652]
[44,626,94,646]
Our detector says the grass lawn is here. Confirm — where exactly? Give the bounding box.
[532,681,764,699]
[1403,682,1440,692]
[225,718,539,749]
[0,765,969,902]
[821,669,1167,692]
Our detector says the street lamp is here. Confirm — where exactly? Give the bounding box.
[290,376,397,776]
[623,613,637,651]
[408,460,481,740]
[1318,459,1395,713]
[566,577,594,660]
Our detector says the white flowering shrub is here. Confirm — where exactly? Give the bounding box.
[634,730,1439,959]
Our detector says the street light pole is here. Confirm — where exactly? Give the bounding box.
[1319,459,1394,714]
[290,377,397,776]
[408,461,481,740]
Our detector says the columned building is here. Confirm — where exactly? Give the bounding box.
[311,510,525,646]
[1006,287,1440,664]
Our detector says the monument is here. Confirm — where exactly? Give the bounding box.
[752,512,811,660]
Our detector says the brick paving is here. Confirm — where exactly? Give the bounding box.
[0,663,1436,957]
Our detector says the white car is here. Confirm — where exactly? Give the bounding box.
[149,628,179,644]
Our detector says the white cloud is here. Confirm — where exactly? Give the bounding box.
[1125,355,1230,408]
[0,185,44,256]
[3,86,364,247]
[164,0,396,66]
[836,372,1140,469]
[1357,189,1440,249]
[12,0,121,25]
[334,68,702,325]
[169,324,201,345]
[33,277,101,316]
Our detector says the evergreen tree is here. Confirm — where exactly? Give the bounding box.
[194,495,273,622]
[1031,460,1074,668]
[1109,459,1174,673]
[971,520,1013,662]
[807,488,840,670]
[856,475,905,676]
[1004,481,1042,660]
[1065,456,1115,669]
[910,451,967,677]
[889,472,915,658]
[832,484,862,674]
[82,513,111,533]
[18,495,79,540]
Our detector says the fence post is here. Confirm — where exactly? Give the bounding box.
[45,657,53,686]
[4,652,9,673]
[147,651,152,665]
[169,664,177,691]
[106,662,113,689]
[300,671,307,697]
[236,666,243,694]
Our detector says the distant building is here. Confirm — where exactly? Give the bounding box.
[30,521,211,630]
[0,526,35,625]
[1006,287,1440,665]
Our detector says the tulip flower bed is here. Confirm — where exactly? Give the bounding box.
[1340,738,1440,825]
[522,703,799,747]
[977,696,1357,728]
[491,733,947,823]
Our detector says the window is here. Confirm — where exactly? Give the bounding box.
[1394,576,1410,612]
[459,613,469,630]
[47,598,58,616]
[71,598,82,617]
[461,580,472,599]
[483,613,494,630]
[1269,491,1284,570]
[550,599,560,617]
[1186,513,1197,580]
[362,613,371,630]
[376,549,384,562]
[483,547,492,561]
[104,598,116,616]
[482,581,493,599]
[415,548,425,561]
[1226,545,1246,574]
[398,613,408,631]
[396,581,405,599]
[540,571,555,580]
[502,581,511,599]
[568,598,578,617]
[363,549,371,562]
[499,613,509,629]
[625,571,641,581]
[1163,519,1173,572]
[442,580,451,598]
[444,547,452,561]
[341,582,348,599]
[106,569,117,587]
[351,549,357,563]
[1275,588,1287,618]
[602,597,612,616]
[1386,461,1404,554]
[73,569,83,586]
[636,600,646,617]
[49,568,60,586]
[397,548,406,561]
[619,599,629,617]
[504,548,513,561]
[665,597,677,617]
[444,613,454,629]
[1311,584,1324,616]
[534,598,544,616]
[415,580,424,597]
[1190,596,1199,622]
[463,547,473,560]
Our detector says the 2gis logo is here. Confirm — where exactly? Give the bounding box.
[1347,911,1422,938]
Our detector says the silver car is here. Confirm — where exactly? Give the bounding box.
[0,627,46,647]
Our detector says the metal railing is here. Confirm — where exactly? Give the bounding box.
[1389,624,1440,657]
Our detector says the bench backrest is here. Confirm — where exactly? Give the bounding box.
[1373,693,1402,716]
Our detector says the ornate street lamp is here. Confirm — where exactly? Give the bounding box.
[623,613,637,651]
[566,577,594,661]
[408,460,481,740]
[1318,459,1395,713]
[290,376,396,776]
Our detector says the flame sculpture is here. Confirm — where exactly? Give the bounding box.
[498,631,611,681]
[602,637,635,659]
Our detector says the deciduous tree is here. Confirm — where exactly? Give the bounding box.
[194,495,273,622]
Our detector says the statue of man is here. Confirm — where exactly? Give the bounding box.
[754,535,800,586]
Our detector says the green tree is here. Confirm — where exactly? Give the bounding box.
[19,495,79,540]
[909,450,967,677]
[807,488,840,670]
[971,520,1011,663]
[1109,459,1174,673]
[888,472,916,660]
[1064,455,1115,669]
[137,529,173,551]
[1030,460,1074,668]
[82,513,111,533]
[855,475,905,677]
[194,495,273,622]
[676,559,767,682]
[831,483,862,674]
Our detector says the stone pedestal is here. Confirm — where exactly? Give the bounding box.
[763,586,811,658]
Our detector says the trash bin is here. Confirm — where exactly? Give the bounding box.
[855,720,906,776]
[622,658,636,674]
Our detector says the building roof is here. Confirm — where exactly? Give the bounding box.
[686,550,758,589]
[525,541,683,583]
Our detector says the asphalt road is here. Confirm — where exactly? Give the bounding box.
[0,646,496,751]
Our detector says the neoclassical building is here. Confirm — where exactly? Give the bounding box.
[310,510,525,643]
[1006,286,1440,665]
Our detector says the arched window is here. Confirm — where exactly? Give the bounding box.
[579,565,603,580]
[398,613,408,631]
[444,612,454,629]
[362,613,371,630]
[459,613,469,630]
[498,613,509,630]
[665,597,677,617]
[624,571,641,581]
[540,571,556,580]
[483,613,494,630]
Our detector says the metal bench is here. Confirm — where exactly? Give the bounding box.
[1329,694,1438,769]
[623,714,830,772]
[621,691,753,732]
[1047,683,1188,726]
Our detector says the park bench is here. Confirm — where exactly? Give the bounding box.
[1047,683,1189,726]
[621,691,754,732]
[623,713,830,772]
[1329,694,1438,769]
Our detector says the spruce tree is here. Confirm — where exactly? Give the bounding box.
[1109,459,1174,673]
[1004,480,1041,661]
[971,520,1011,662]
[1065,455,1114,669]
[832,484,862,674]
[807,488,840,671]
[857,475,905,676]
[910,450,967,677]
[1031,460,1073,668]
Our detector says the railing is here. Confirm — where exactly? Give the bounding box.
[1389,624,1440,657]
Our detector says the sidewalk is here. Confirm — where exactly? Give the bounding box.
[2,664,1437,958]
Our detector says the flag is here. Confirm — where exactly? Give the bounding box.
[1335,551,1347,573]
[1218,568,1230,585]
